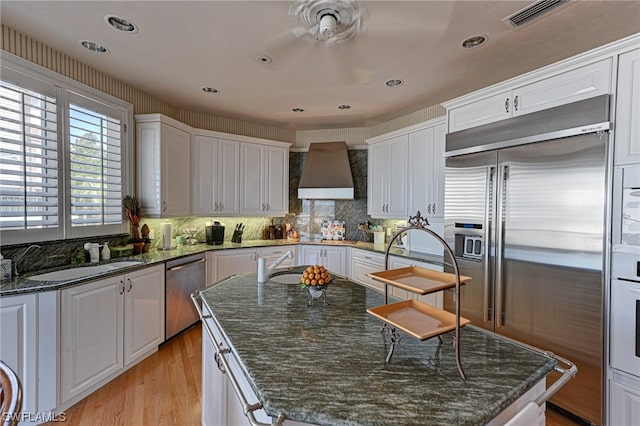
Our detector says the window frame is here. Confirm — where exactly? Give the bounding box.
[0,52,133,245]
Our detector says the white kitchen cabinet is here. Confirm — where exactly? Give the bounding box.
[349,248,385,293]
[610,377,640,426]
[213,248,258,282]
[192,134,239,215]
[136,114,191,217]
[0,292,58,423]
[408,120,446,220]
[61,265,164,404]
[240,142,289,217]
[123,266,165,366]
[257,246,298,270]
[299,245,347,276]
[446,59,612,132]
[614,48,640,165]
[367,135,408,219]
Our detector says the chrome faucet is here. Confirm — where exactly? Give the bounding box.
[12,244,42,276]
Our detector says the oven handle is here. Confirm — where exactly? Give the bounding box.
[167,258,206,272]
[191,291,285,426]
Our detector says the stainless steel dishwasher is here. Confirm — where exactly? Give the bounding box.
[165,253,206,340]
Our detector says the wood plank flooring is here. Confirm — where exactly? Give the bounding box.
[45,323,582,426]
[45,325,202,426]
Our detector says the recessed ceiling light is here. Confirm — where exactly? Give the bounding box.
[462,35,487,48]
[338,104,351,110]
[385,79,403,87]
[256,55,272,64]
[292,108,304,112]
[202,87,219,94]
[80,40,109,53]
[105,15,138,33]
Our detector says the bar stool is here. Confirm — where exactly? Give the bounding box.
[0,360,22,426]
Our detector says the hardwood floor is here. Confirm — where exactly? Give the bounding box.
[46,323,582,426]
[46,325,202,426]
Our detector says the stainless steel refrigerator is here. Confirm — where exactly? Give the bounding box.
[443,95,610,424]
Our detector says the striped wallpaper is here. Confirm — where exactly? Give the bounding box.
[2,24,445,147]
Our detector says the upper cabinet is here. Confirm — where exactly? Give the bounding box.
[367,134,408,219]
[136,114,191,217]
[367,118,446,220]
[137,113,290,218]
[614,48,640,166]
[192,134,240,215]
[446,59,612,133]
[240,142,289,216]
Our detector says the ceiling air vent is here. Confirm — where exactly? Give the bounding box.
[502,0,573,30]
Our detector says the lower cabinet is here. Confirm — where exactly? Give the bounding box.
[213,248,258,282]
[609,374,640,426]
[349,249,386,292]
[0,291,58,421]
[60,264,165,405]
[298,245,347,276]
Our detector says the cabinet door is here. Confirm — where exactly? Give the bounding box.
[610,379,640,426]
[368,142,387,217]
[217,138,240,215]
[408,127,433,218]
[202,319,230,426]
[324,246,346,276]
[239,142,265,215]
[192,134,217,214]
[61,276,124,403]
[257,246,298,269]
[431,123,446,219]
[137,122,163,215]
[0,294,37,415]
[124,265,165,366]
[385,135,408,219]
[263,146,289,216]
[447,90,512,132]
[299,245,322,267]
[161,123,191,216]
[513,59,612,118]
[214,249,257,282]
[615,49,640,165]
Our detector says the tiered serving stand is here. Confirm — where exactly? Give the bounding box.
[366,211,471,379]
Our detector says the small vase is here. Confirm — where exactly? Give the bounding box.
[305,285,328,307]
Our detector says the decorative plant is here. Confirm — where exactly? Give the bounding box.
[122,195,143,241]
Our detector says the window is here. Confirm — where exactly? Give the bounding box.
[0,54,132,244]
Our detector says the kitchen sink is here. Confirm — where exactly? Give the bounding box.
[269,273,302,284]
[26,260,145,281]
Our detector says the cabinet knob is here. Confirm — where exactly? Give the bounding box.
[505,98,510,113]
[514,95,519,111]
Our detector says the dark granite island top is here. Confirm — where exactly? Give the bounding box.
[198,267,558,426]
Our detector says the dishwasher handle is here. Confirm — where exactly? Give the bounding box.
[166,258,206,272]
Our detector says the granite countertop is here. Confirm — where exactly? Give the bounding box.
[0,239,443,297]
[199,267,557,426]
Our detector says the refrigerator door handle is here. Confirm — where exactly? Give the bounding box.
[484,166,495,323]
[495,164,508,328]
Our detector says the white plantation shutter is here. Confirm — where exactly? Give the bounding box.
[69,103,123,227]
[0,80,59,231]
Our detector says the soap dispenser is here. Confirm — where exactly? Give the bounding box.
[102,242,110,260]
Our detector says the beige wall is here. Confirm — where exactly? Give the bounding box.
[1,24,445,146]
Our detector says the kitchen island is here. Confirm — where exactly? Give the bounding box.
[196,267,565,426]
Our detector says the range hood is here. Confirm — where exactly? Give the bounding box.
[298,142,354,199]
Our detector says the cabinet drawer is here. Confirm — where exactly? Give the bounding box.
[351,249,385,265]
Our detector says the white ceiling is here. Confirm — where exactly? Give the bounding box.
[1,1,639,130]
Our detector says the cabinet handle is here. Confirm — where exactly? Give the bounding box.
[214,202,219,212]
[119,280,125,295]
[127,278,132,293]
[364,256,372,260]
[505,98,509,113]
[162,201,167,212]
[266,203,270,211]
[433,203,436,215]
[427,203,432,214]
[273,251,281,254]
[262,203,265,211]
[220,202,224,211]
[514,95,519,111]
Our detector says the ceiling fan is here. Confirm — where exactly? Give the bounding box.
[288,0,367,45]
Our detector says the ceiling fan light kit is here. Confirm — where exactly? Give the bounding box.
[290,0,365,44]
